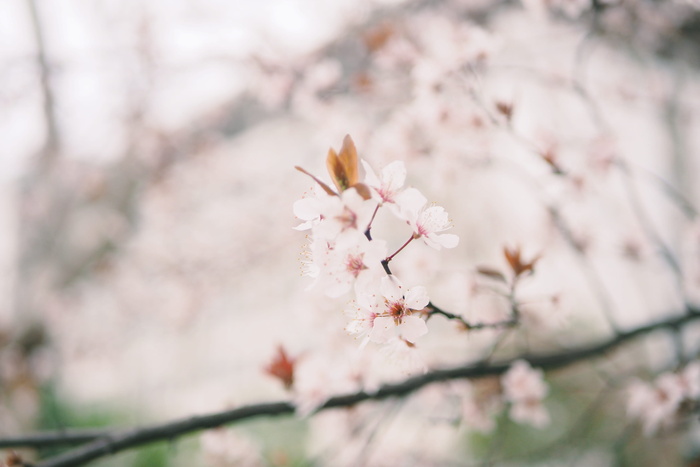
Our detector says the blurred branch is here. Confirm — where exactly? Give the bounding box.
[0,430,110,449]
[7,305,699,467]
[27,0,59,163]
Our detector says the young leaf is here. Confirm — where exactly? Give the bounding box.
[264,345,297,390]
[476,266,507,283]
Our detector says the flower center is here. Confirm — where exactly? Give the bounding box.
[337,207,357,230]
[345,254,366,277]
[386,300,407,325]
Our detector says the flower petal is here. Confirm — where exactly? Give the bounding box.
[381,276,404,301]
[369,316,395,343]
[404,286,429,310]
[293,197,321,220]
[381,161,407,191]
[394,188,427,221]
[399,315,428,343]
[436,233,459,249]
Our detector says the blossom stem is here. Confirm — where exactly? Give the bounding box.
[364,203,381,241]
[426,302,519,330]
[385,235,415,264]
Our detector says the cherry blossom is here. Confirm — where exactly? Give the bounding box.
[377,337,426,374]
[397,189,459,250]
[626,375,684,436]
[313,187,377,248]
[315,230,387,297]
[361,160,408,205]
[292,352,364,417]
[626,362,700,436]
[292,194,323,231]
[679,361,700,399]
[354,275,430,344]
[200,428,264,467]
[344,304,377,347]
[459,381,501,433]
[501,360,550,428]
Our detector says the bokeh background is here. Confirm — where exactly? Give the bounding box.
[1,0,700,465]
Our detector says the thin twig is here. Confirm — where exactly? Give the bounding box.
[27,0,59,163]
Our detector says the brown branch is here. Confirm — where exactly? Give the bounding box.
[6,305,697,467]
[0,430,110,449]
[426,302,518,330]
[27,0,59,163]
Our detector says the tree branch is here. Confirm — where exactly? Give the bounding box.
[3,306,695,467]
[27,0,59,163]
[0,430,110,449]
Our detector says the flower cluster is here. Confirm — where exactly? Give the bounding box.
[501,359,550,428]
[626,361,700,436]
[294,135,458,346]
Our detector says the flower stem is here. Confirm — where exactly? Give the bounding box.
[364,203,381,241]
[385,235,415,263]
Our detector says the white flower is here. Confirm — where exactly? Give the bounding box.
[293,195,323,231]
[627,374,684,436]
[460,381,501,433]
[361,160,408,205]
[502,360,550,428]
[319,231,387,297]
[345,303,377,348]
[510,399,550,428]
[395,189,459,250]
[377,337,426,374]
[314,188,376,248]
[502,360,549,402]
[200,428,264,467]
[356,275,429,344]
[679,361,700,399]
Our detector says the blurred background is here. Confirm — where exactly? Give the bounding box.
[1,0,700,465]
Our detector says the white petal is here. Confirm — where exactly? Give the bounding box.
[381,161,407,190]
[369,316,395,343]
[380,275,404,301]
[394,188,427,221]
[313,218,342,240]
[399,315,428,343]
[293,220,314,231]
[436,233,459,249]
[405,286,429,310]
[361,159,381,188]
[363,238,388,264]
[293,197,321,220]
[419,206,450,233]
[354,268,383,297]
[420,235,441,250]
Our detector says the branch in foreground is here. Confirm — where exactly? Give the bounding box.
[0,430,110,449]
[9,306,700,467]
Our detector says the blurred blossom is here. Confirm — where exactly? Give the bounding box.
[459,380,502,433]
[502,360,550,428]
[627,377,683,436]
[626,362,700,436]
[200,428,264,467]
